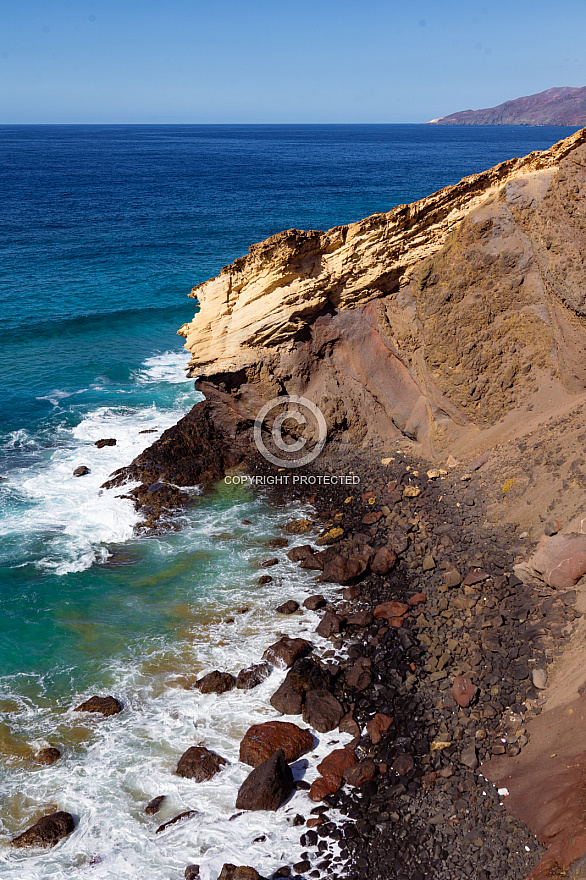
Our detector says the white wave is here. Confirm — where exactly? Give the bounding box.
[0,524,350,880]
[0,403,194,575]
[134,351,192,385]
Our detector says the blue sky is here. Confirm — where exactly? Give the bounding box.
[1,0,585,123]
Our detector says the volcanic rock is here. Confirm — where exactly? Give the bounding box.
[315,610,345,638]
[370,546,397,574]
[11,811,75,848]
[451,675,478,708]
[156,810,198,833]
[524,533,586,589]
[275,600,299,615]
[74,695,122,716]
[95,438,116,448]
[263,636,312,668]
[73,466,90,477]
[195,671,236,694]
[302,689,344,732]
[235,749,294,811]
[343,759,376,787]
[176,746,227,781]
[34,747,61,765]
[185,867,200,880]
[303,594,327,611]
[236,662,271,690]
[366,713,393,744]
[287,545,313,562]
[239,721,313,767]
[145,795,166,815]
[218,866,266,880]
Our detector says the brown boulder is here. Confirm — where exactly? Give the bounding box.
[235,749,294,811]
[218,866,266,880]
[321,551,368,585]
[185,867,200,880]
[362,511,383,525]
[315,610,345,638]
[11,811,75,848]
[95,438,116,448]
[299,551,326,571]
[196,671,236,694]
[408,592,427,607]
[176,746,227,781]
[263,636,312,668]
[240,721,314,767]
[270,657,332,715]
[236,662,271,690]
[345,658,372,692]
[303,594,326,611]
[451,675,477,708]
[302,689,344,732]
[284,519,313,534]
[371,547,397,574]
[73,465,90,477]
[287,545,314,562]
[34,747,61,765]
[339,711,361,740]
[366,713,393,744]
[275,600,299,615]
[260,557,279,568]
[346,610,374,628]
[343,759,376,787]
[74,695,122,716]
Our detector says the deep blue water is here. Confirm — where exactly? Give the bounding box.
[0,124,576,877]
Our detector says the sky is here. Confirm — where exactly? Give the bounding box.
[1,0,586,124]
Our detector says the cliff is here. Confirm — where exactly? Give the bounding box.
[177,126,586,456]
[428,86,586,127]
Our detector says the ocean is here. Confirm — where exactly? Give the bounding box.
[0,124,577,878]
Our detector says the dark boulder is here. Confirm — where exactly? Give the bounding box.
[11,811,75,848]
[320,550,368,585]
[94,438,116,448]
[144,795,166,815]
[287,545,314,562]
[302,690,344,732]
[185,867,200,880]
[299,551,326,571]
[343,759,376,787]
[156,810,198,834]
[176,746,227,781]
[270,657,332,716]
[196,671,236,694]
[73,466,90,477]
[236,662,271,690]
[235,749,294,811]
[74,695,122,716]
[269,678,304,716]
[218,865,267,880]
[240,721,313,767]
[370,546,397,574]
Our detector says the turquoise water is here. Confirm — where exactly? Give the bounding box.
[0,124,578,876]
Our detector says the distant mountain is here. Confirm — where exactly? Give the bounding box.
[429,86,586,126]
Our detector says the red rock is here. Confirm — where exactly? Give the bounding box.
[373,601,408,622]
[362,511,382,525]
[451,675,477,708]
[309,775,341,802]
[239,721,314,768]
[339,711,361,739]
[408,592,427,607]
[526,533,586,589]
[263,637,312,668]
[217,867,265,880]
[370,546,397,574]
[303,594,326,610]
[343,759,376,787]
[345,658,372,692]
[366,713,393,744]
[362,491,376,502]
[342,584,360,600]
[306,816,323,828]
[299,552,325,571]
[317,748,358,782]
[389,616,404,627]
[196,671,236,694]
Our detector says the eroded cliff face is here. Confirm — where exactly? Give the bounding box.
[178,127,586,456]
